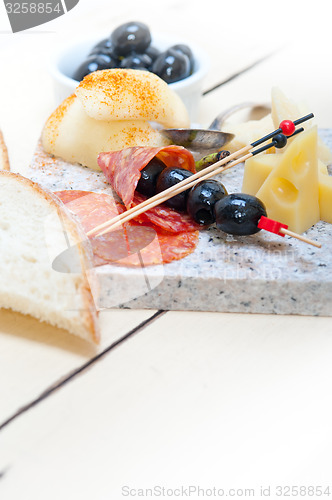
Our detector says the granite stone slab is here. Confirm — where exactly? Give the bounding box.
[28,130,332,316]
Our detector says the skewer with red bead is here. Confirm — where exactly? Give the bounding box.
[196,114,313,171]
[251,113,313,147]
[87,114,321,248]
[213,195,321,249]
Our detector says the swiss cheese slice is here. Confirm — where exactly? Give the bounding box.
[255,127,320,233]
[242,154,278,195]
[271,87,332,164]
[221,114,274,153]
[242,154,328,195]
[271,87,311,131]
[318,171,332,224]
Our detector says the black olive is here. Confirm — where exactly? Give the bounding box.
[156,167,194,211]
[90,38,112,52]
[214,193,267,235]
[187,180,228,225]
[89,38,115,57]
[152,48,191,83]
[145,45,161,64]
[73,54,118,81]
[170,44,194,72]
[80,23,196,84]
[136,157,166,197]
[110,21,151,57]
[120,53,153,70]
[89,45,121,65]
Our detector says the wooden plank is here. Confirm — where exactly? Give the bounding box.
[198,38,332,128]
[0,308,160,424]
[0,2,330,495]
[1,311,332,495]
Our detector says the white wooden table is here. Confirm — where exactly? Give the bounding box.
[1,1,332,498]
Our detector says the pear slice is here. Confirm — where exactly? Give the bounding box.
[75,68,190,128]
[42,95,170,171]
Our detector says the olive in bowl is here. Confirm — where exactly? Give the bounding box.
[49,22,209,122]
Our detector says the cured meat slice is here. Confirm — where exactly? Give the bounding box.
[146,227,199,266]
[56,190,145,262]
[55,190,199,267]
[97,145,196,208]
[132,192,201,233]
[55,190,124,231]
[93,224,199,267]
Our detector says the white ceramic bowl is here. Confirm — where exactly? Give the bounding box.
[49,33,210,122]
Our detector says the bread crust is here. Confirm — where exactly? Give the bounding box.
[0,170,100,343]
[0,130,10,171]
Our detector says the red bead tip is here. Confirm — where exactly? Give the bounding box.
[257,216,288,236]
[279,120,296,136]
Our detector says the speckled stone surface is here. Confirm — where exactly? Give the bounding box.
[28,130,332,316]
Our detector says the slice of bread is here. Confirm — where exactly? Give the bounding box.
[0,171,100,343]
[0,130,10,171]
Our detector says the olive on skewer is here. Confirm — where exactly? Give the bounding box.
[187,180,228,225]
[94,116,320,247]
[195,150,231,172]
[136,160,265,235]
[214,193,267,236]
[155,167,194,211]
[136,157,166,197]
[134,160,319,245]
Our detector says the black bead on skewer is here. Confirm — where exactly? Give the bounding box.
[250,113,314,148]
[251,127,304,156]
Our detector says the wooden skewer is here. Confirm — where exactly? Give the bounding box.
[89,148,322,248]
[87,146,251,237]
[89,153,252,236]
[279,228,322,248]
[86,116,321,248]
[88,126,308,238]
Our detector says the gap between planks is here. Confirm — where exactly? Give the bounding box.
[202,49,279,96]
[0,309,166,433]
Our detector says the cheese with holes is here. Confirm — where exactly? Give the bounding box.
[243,154,328,195]
[255,127,320,233]
[242,154,279,195]
[242,151,330,225]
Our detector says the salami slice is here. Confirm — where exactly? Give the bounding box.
[93,224,199,267]
[97,145,196,208]
[132,192,201,233]
[56,190,148,262]
[55,190,124,232]
[56,190,199,267]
